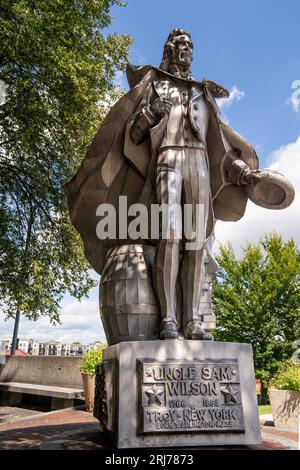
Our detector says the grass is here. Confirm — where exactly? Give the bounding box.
[258,405,271,415]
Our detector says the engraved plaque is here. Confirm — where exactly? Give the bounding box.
[137,360,245,434]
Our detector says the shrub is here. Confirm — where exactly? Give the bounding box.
[270,360,300,392]
[78,345,106,375]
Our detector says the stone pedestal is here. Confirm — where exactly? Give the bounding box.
[94,340,261,449]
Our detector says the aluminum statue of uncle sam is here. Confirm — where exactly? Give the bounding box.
[65,29,294,345]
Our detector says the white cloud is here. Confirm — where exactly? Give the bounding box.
[217,86,245,110]
[113,70,128,90]
[215,135,300,253]
[289,80,300,113]
[0,286,106,344]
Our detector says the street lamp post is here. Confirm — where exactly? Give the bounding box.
[10,309,20,355]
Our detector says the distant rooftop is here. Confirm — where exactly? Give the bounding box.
[4,348,28,356]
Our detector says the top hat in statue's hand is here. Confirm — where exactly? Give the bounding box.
[245,169,295,210]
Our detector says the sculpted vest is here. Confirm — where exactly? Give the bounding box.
[153,80,209,149]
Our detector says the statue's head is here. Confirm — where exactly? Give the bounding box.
[160,28,193,79]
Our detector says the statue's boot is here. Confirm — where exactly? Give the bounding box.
[159,320,179,339]
[185,320,213,341]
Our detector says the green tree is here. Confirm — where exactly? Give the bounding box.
[213,233,300,396]
[0,1,131,327]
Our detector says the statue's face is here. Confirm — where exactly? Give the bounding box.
[172,35,193,67]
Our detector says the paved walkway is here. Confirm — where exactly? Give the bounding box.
[0,407,98,450]
[0,408,298,450]
[259,413,298,450]
[0,406,40,424]
[259,413,274,426]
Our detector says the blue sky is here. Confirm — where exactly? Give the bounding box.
[1,0,300,343]
[108,0,300,162]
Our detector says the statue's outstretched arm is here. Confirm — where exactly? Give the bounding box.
[223,150,252,186]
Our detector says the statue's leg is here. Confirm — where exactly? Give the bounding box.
[181,246,204,323]
[181,148,212,340]
[153,149,182,339]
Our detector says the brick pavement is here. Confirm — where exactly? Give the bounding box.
[0,408,98,450]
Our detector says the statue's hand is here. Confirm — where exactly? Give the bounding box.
[241,169,263,186]
[150,98,172,118]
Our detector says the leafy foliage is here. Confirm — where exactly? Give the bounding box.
[258,405,271,415]
[79,345,106,375]
[271,360,300,392]
[213,233,300,387]
[0,1,131,323]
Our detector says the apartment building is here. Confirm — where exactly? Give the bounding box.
[0,339,104,356]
